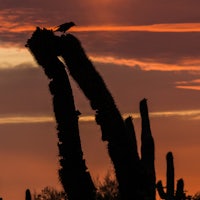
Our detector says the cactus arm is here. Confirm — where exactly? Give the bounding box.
[175,179,185,200]
[156,181,167,199]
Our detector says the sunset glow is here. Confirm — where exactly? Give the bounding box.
[2,23,200,34]
[72,23,200,33]
[0,1,200,199]
[2,8,200,36]
[176,85,200,91]
[0,47,35,67]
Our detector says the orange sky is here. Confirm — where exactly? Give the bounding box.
[0,1,200,199]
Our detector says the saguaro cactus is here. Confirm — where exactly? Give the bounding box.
[57,34,156,200]
[26,28,156,200]
[140,98,156,200]
[26,28,96,200]
[156,152,186,200]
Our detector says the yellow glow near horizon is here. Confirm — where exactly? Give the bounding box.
[0,47,36,68]
[1,47,200,73]
[0,109,200,125]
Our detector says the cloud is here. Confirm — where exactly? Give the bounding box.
[176,85,200,91]
[1,0,200,47]
[0,47,36,68]
[0,8,50,46]
[1,108,200,125]
[72,23,200,33]
[90,55,200,72]
[0,47,199,117]
[2,22,200,46]
[1,1,200,199]
[0,63,198,124]
[74,31,200,70]
[176,79,200,91]
[1,0,200,33]
[0,115,53,124]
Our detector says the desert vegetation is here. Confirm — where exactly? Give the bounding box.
[0,26,196,200]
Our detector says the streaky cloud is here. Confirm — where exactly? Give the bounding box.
[72,23,200,33]
[90,55,200,72]
[0,116,54,124]
[0,47,37,69]
[176,85,200,91]
[125,110,200,120]
[176,79,200,91]
[2,20,200,34]
[1,109,200,125]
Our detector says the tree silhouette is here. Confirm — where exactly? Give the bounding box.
[33,186,66,200]
[192,192,200,200]
[95,172,120,200]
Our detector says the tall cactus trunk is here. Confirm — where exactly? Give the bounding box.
[140,99,156,200]
[26,28,96,200]
[58,33,138,200]
[167,152,175,200]
[58,34,156,200]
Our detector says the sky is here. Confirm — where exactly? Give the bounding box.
[0,0,200,199]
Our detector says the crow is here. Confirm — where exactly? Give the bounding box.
[54,21,75,33]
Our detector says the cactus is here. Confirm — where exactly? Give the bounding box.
[26,28,156,199]
[140,98,156,200]
[156,152,186,200]
[25,189,32,200]
[57,34,156,200]
[26,28,96,200]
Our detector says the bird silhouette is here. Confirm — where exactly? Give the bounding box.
[54,21,75,33]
